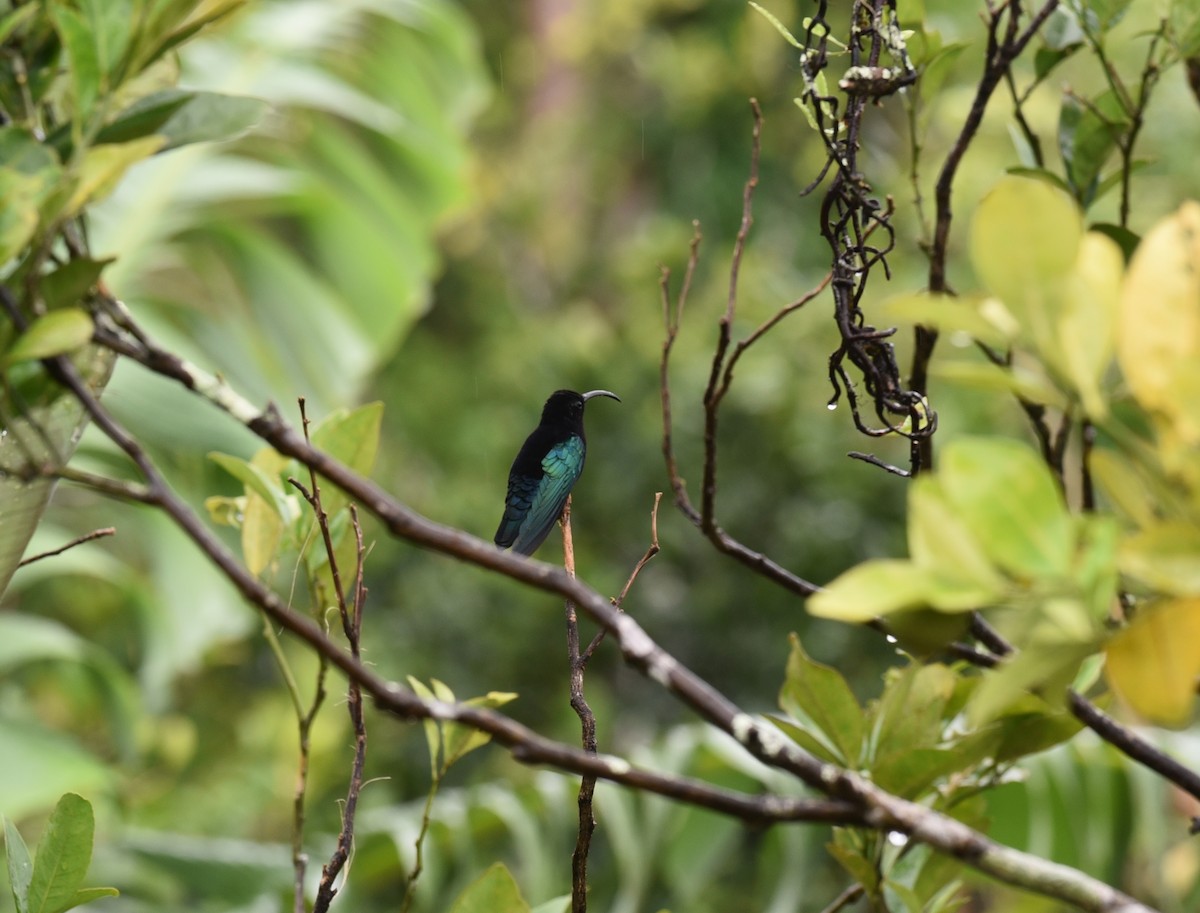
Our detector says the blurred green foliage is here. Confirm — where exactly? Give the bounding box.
[4,0,1200,911]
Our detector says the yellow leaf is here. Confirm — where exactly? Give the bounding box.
[1105,598,1200,728]
[1057,232,1122,417]
[1118,202,1200,443]
[242,490,282,577]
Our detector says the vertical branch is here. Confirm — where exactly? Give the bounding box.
[660,224,704,525]
[561,496,598,913]
[914,0,1062,470]
[289,401,370,913]
[700,98,762,529]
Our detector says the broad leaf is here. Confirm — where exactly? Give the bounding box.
[1059,90,1128,204]
[27,794,93,913]
[62,137,166,218]
[779,634,863,766]
[5,816,33,913]
[1056,232,1122,416]
[969,175,1083,347]
[1106,598,1200,727]
[2,310,95,367]
[1117,202,1200,445]
[938,437,1074,580]
[1119,523,1200,595]
[448,863,530,913]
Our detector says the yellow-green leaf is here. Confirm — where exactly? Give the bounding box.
[1088,448,1158,527]
[969,175,1083,347]
[907,476,1006,594]
[2,309,94,367]
[62,137,166,218]
[883,292,1014,348]
[807,559,932,622]
[242,491,282,577]
[938,437,1074,579]
[448,863,531,913]
[1105,598,1200,727]
[1056,231,1122,417]
[932,359,1069,409]
[1119,523,1200,595]
[311,401,383,515]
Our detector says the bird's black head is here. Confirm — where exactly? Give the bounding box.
[540,388,620,425]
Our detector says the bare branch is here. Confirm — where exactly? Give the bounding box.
[18,527,115,566]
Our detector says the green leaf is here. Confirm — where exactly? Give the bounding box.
[82,0,133,86]
[872,663,957,759]
[991,701,1084,762]
[5,816,33,913]
[1059,90,1128,205]
[444,690,517,768]
[40,259,114,311]
[447,862,531,913]
[1041,6,1085,52]
[937,437,1074,579]
[748,2,805,49]
[57,887,120,911]
[149,91,270,152]
[778,633,863,765]
[94,90,196,145]
[51,5,102,121]
[969,641,1095,725]
[3,310,95,367]
[0,5,39,47]
[919,42,967,106]
[766,714,843,764]
[310,401,384,515]
[1075,517,1119,620]
[406,676,443,780]
[27,794,93,913]
[1081,0,1133,32]
[0,128,61,176]
[138,0,248,68]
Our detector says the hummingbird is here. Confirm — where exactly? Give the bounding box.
[494,389,621,556]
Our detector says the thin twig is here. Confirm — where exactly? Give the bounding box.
[562,497,597,913]
[582,492,663,668]
[657,108,820,597]
[18,527,115,566]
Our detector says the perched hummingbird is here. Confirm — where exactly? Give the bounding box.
[494,389,621,556]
